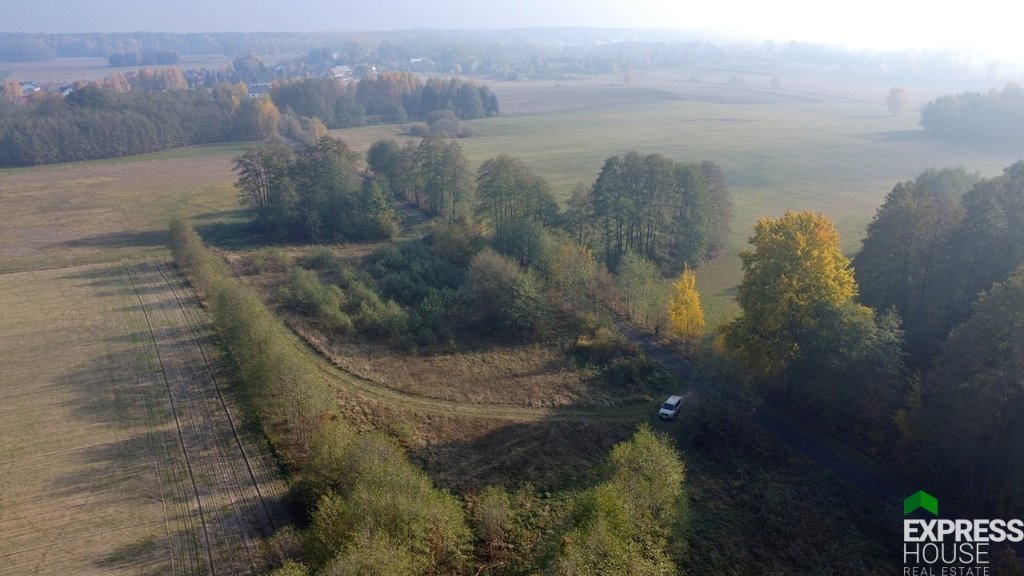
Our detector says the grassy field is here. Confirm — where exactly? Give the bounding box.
[0,261,287,575]
[0,144,245,274]
[332,66,1023,322]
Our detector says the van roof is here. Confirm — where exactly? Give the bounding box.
[665,395,682,404]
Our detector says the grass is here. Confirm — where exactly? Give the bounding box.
[0,262,286,575]
[0,143,246,274]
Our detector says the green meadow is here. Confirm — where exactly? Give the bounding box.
[334,66,1022,322]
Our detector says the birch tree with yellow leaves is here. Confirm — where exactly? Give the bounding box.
[667,266,705,348]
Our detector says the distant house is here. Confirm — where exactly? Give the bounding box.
[60,85,75,97]
[331,65,353,80]
[247,83,272,99]
[20,82,42,94]
[409,58,436,73]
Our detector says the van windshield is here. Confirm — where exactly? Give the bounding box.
[661,402,676,410]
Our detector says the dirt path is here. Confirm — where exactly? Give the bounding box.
[289,319,653,422]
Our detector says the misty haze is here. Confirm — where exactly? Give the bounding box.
[2,2,1024,575]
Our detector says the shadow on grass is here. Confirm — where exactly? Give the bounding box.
[60,229,167,250]
[406,416,635,494]
[195,218,283,251]
[40,264,293,573]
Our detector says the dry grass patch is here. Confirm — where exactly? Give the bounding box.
[0,144,243,273]
[0,262,287,575]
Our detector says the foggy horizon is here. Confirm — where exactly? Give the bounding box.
[4,0,1023,65]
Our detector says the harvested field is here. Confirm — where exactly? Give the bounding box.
[0,261,287,575]
[0,144,243,274]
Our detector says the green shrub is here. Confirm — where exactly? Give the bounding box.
[354,298,408,341]
[245,247,295,274]
[573,326,634,366]
[462,248,551,340]
[475,486,513,560]
[407,288,459,348]
[299,246,342,270]
[319,531,417,576]
[267,560,310,576]
[553,426,686,576]
[368,241,463,306]
[277,268,352,333]
[424,220,486,266]
[305,432,471,573]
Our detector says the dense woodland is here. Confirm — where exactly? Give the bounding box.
[853,162,1024,512]
[234,138,400,242]
[272,73,498,126]
[0,73,498,167]
[0,84,277,165]
[107,49,181,67]
[713,161,1024,518]
[921,83,1024,145]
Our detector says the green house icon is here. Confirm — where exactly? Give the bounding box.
[904,490,939,516]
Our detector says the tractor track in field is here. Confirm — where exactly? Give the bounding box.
[155,262,280,535]
[121,261,286,575]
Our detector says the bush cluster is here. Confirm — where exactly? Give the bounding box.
[169,219,472,575]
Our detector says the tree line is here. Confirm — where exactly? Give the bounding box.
[920,83,1024,145]
[583,152,732,273]
[273,73,498,127]
[854,162,1024,513]
[0,85,281,166]
[108,49,180,67]
[234,138,399,243]
[366,141,732,275]
[0,72,499,167]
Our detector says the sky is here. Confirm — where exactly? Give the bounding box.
[4,0,1023,63]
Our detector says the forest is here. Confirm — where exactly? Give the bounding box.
[714,162,1024,519]
[0,73,498,166]
[0,84,275,165]
[921,83,1024,145]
